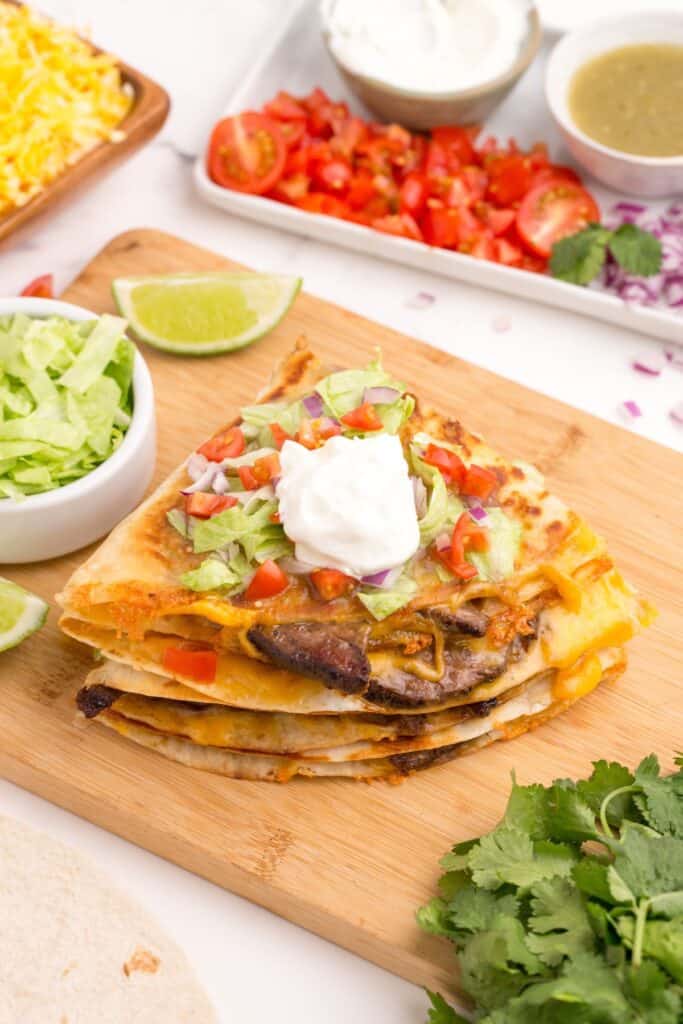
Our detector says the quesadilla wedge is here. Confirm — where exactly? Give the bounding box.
[77,648,625,761]
[82,655,626,781]
[60,343,652,779]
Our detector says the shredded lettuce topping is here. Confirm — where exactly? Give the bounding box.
[169,356,523,617]
[0,313,134,498]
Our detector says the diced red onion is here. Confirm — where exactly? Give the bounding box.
[186,452,208,481]
[361,568,391,586]
[632,352,665,376]
[659,235,683,273]
[664,344,683,369]
[612,202,647,221]
[435,532,451,551]
[212,470,230,494]
[363,386,401,405]
[405,291,435,310]
[303,393,324,418]
[318,415,340,433]
[412,476,427,518]
[663,275,683,309]
[469,505,489,523]
[360,566,403,588]
[665,202,683,225]
[618,400,643,422]
[618,278,661,306]
[670,401,683,425]
[181,464,219,494]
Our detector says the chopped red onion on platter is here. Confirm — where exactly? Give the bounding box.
[663,275,683,308]
[664,344,683,369]
[302,393,324,418]
[363,386,401,405]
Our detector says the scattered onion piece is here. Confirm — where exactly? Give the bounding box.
[469,505,489,523]
[405,291,435,310]
[664,345,683,370]
[491,315,512,333]
[670,401,683,426]
[632,352,665,376]
[303,393,324,418]
[363,386,400,405]
[602,202,683,313]
[618,400,643,423]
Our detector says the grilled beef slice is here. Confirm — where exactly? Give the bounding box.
[77,684,121,719]
[426,603,489,637]
[247,623,371,693]
[248,614,537,708]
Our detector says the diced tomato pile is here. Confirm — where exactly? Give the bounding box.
[207,88,600,270]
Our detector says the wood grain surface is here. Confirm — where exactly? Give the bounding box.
[2,229,681,997]
[0,3,170,246]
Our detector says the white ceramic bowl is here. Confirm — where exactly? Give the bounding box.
[546,11,683,198]
[0,297,156,564]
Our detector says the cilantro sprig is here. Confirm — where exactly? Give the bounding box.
[550,223,662,286]
[418,753,683,1023]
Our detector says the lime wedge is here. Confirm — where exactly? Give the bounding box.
[0,577,48,653]
[112,272,302,356]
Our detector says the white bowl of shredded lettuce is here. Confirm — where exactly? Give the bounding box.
[0,297,156,563]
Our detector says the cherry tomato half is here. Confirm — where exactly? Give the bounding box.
[208,113,286,195]
[516,177,600,259]
[20,273,54,298]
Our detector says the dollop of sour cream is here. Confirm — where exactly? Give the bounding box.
[321,0,531,94]
[276,433,420,577]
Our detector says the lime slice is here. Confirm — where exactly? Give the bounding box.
[0,577,48,653]
[112,272,302,356]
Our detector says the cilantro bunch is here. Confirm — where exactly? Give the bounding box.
[418,754,683,1023]
[550,222,662,286]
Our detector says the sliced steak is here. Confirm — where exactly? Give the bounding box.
[247,622,371,694]
[77,684,120,719]
[426,603,489,637]
[364,645,511,709]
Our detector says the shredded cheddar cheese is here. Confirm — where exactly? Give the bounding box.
[0,2,133,215]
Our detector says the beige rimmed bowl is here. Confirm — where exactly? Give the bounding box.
[0,297,156,564]
[546,10,683,198]
[321,7,542,131]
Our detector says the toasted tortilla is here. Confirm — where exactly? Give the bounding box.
[61,567,643,714]
[77,648,625,762]
[92,660,624,781]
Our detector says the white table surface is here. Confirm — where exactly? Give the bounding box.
[1,2,681,1021]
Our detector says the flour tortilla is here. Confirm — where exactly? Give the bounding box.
[0,816,216,1024]
[81,647,624,762]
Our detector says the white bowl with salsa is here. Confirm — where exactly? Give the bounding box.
[546,10,683,197]
[0,297,156,564]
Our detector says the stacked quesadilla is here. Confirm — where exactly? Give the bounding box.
[58,345,652,782]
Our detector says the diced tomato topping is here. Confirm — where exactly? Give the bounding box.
[208,88,600,279]
[162,646,217,683]
[198,426,245,462]
[252,453,280,484]
[245,559,289,601]
[264,90,307,122]
[269,422,292,449]
[184,493,237,518]
[20,273,54,298]
[238,465,260,490]
[372,213,423,241]
[434,512,489,581]
[270,511,281,524]
[340,402,383,431]
[310,568,355,601]
[462,464,498,500]
[423,444,466,487]
[400,172,428,215]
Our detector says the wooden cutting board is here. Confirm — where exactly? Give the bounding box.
[2,229,682,997]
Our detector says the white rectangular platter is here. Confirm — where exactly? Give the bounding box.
[193,0,683,345]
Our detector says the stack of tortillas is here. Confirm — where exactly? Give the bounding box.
[0,816,216,1023]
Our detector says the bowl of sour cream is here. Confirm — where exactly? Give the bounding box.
[321,0,541,131]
